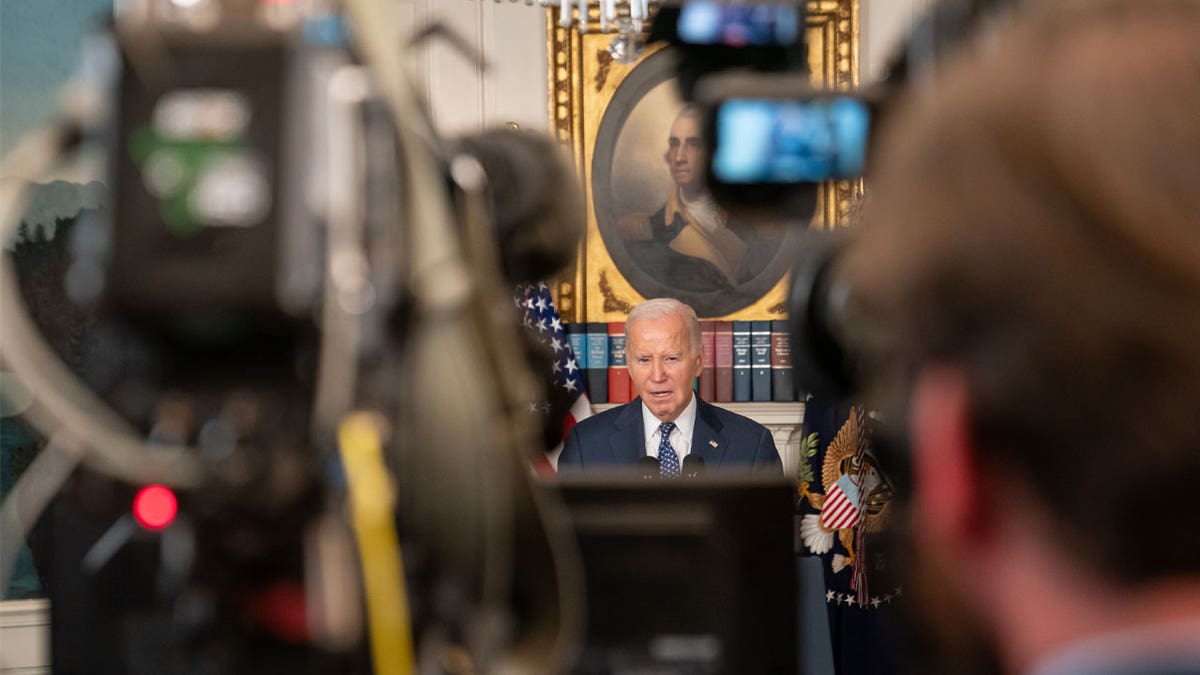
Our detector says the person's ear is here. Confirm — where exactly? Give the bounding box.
[909,364,987,549]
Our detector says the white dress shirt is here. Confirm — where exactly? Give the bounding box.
[642,393,697,461]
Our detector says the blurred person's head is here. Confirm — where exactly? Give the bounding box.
[841,0,1200,670]
[626,298,703,423]
[665,107,708,200]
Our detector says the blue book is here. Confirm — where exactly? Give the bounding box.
[585,322,609,403]
[733,321,752,402]
[751,320,772,402]
[567,322,588,392]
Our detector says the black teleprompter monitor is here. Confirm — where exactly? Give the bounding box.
[556,475,797,675]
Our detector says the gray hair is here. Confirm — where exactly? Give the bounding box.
[625,298,701,354]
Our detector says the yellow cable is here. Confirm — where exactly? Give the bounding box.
[338,413,416,675]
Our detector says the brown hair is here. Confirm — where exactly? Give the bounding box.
[844,0,1200,584]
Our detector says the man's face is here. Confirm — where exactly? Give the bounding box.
[627,313,703,423]
[665,113,707,195]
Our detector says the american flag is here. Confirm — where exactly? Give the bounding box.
[821,473,864,531]
[515,282,593,475]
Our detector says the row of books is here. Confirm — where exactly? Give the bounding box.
[565,320,796,404]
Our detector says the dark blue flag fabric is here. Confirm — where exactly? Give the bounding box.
[514,282,592,474]
[796,397,903,675]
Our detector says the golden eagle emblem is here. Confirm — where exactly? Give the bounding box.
[798,407,893,573]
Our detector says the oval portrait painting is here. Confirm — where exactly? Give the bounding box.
[591,49,807,318]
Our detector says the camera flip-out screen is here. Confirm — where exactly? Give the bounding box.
[712,97,872,184]
[677,1,802,47]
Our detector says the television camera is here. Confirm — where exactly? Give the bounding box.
[0,1,585,672]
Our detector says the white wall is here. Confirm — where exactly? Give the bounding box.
[396,0,551,136]
[862,0,932,82]
[397,0,925,134]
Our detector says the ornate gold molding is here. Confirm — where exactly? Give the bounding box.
[598,269,634,314]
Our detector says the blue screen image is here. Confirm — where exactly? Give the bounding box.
[712,98,871,183]
[677,2,800,47]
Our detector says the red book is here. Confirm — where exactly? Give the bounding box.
[714,321,734,402]
[608,322,632,403]
[699,321,716,401]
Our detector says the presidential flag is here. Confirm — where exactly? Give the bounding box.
[797,398,903,675]
[515,283,593,475]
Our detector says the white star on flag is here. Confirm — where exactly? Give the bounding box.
[515,283,594,476]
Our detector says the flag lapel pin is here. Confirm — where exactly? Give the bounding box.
[709,440,718,448]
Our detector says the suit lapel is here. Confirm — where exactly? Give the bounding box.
[691,399,730,467]
[609,398,647,463]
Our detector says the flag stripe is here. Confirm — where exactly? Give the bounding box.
[826,504,854,529]
[822,486,861,529]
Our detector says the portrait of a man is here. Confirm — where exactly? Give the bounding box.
[591,49,804,318]
[617,106,783,295]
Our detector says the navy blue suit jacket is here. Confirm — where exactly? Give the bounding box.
[558,397,782,473]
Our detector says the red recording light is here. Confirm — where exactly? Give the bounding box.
[133,485,178,530]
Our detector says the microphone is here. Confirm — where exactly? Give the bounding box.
[638,456,660,480]
[682,455,705,479]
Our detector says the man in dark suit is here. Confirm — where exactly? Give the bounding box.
[558,298,781,474]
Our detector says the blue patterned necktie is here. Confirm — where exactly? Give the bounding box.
[658,422,680,477]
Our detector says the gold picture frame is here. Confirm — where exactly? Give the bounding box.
[548,1,859,323]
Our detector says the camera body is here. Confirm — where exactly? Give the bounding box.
[93,15,401,348]
[651,1,809,101]
[702,75,874,186]
[37,12,409,672]
[695,72,877,219]
[649,1,876,225]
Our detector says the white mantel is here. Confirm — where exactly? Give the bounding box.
[0,599,49,673]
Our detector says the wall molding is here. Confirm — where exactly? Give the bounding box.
[1,599,49,673]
